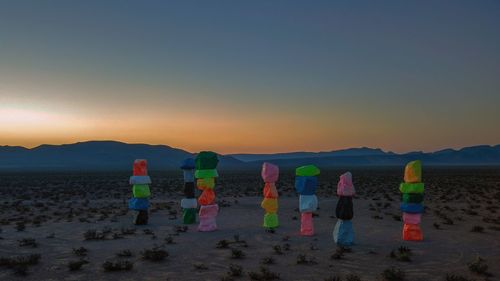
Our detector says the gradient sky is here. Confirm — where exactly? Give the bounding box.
[1,0,499,154]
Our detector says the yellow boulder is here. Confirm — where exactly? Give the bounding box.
[404,160,422,183]
[260,198,278,213]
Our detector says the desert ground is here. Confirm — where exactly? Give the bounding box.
[0,168,499,281]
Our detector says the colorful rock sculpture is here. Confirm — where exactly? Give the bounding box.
[400,160,424,241]
[181,158,197,224]
[195,151,219,232]
[295,165,320,236]
[129,159,150,225]
[333,172,355,246]
[261,162,279,229]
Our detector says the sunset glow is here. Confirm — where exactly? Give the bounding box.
[0,1,499,154]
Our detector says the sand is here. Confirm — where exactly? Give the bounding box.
[1,168,499,280]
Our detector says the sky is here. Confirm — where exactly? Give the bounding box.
[0,0,499,154]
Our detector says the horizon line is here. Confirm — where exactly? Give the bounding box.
[1,139,498,156]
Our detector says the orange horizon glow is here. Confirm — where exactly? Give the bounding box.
[1,90,499,154]
[1,102,498,154]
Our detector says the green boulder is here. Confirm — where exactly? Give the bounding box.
[402,193,424,203]
[182,208,197,224]
[295,165,320,177]
[195,169,218,179]
[263,213,279,228]
[399,182,424,194]
[133,184,151,198]
[195,151,219,170]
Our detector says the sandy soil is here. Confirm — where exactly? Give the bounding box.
[1,169,499,280]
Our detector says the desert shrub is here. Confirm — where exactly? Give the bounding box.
[230,248,245,259]
[260,256,275,265]
[442,217,454,225]
[193,262,208,270]
[445,274,476,281]
[470,226,484,233]
[217,236,248,249]
[331,247,347,260]
[248,266,280,280]
[468,257,490,276]
[18,238,38,248]
[345,274,361,281]
[296,253,317,265]
[272,245,283,255]
[15,222,26,232]
[0,254,41,267]
[0,254,41,276]
[73,247,88,256]
[68,259,88,271]
[83,229,106,240]
[488,225,500,231]
[381,267,405,281]
[228,263,243,277]
[102,260,133,271]
[141,247,168,261]
[116,249,133,257]
[174,225,188,233]
[216,239,230,249]
[165,235,175,244]
[389,246,412,262]
[120,227,136,235]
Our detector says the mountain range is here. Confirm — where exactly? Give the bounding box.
[228,147,391,162]
[0,141,499,171]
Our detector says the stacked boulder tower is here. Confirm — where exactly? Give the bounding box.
[400,160,424,241]
[195,151,219,232]
[295,165,320,236]
[333,172,355,247]
[260,162,279,230]
[128,159,151,225]
[180,158,197,224]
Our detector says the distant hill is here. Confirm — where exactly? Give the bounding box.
[0,141,499,171]
[229,147,390,162]
[0,141,244,171]
[244,145,500,167]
